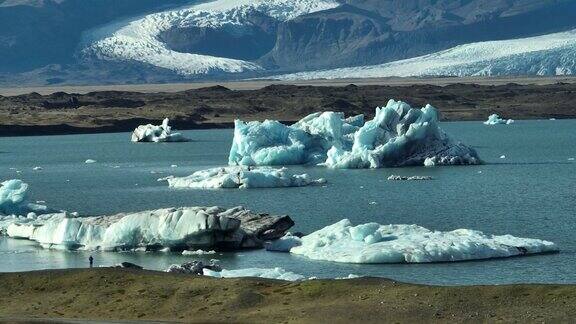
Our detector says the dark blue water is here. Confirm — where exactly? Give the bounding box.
[1,120,574,285]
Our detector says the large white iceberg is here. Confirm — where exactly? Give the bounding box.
[202,267,306,281]
[4,206,294,251]
[0,179,51,217]
[160,166,326,189]
[228,100,480,168]
[131,118,189,142]
[274,219,557,263]
[484,114,514,125]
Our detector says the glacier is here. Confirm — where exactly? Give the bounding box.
[160,166,326,189]
[81,0,339,76]
[280,219,557,264]
[229,100,480,168]
[131,118,188,142]
[274,29,576,80]
[484,114,514,125]
[3,206,294,251]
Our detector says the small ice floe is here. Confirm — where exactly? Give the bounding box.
[369,201,377,205]
[273,219,558,264]
[568,158,575,161]
[131,118,189,143]
[170,164,178,168]
[549,118,557,121]
[500,155,506,159]
[387,175,433,181]
[85,159,97,164]
[15,170,22,174]
[484,114,514,125]
[160,166,326,189]
[32,167,42,171]
[182,249,216,256]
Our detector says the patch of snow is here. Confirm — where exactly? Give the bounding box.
[81,0,339,76]
[288,219,558,263]
[131,118,188,143]
[229,100,480,168]
[272,29,576,80]
[160,166,326,189]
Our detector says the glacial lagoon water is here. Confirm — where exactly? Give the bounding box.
[1,120,575,285]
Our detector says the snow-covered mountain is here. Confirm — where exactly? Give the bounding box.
[81,0,339,76]
[273,29,576,80]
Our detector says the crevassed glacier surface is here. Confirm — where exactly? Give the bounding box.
[203,267,305,281]
[81,0,339,76]
[131,118,188,142]
[484,114,514,125]
[161,166,326,189]
[229,100,480,168]
[274,29,576,80]
[286,219,558,264]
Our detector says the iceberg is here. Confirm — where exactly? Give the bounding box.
[131,118,189,143]
[387,175,433,181]
[203,267,306,281]
[484,114,514,125]
[285,219,557,264]
[228,100,480,168]
[160,166,326,189]
[4,206,294,251]
[0,180,51,217]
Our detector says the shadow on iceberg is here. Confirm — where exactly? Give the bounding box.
[228,99,481,168]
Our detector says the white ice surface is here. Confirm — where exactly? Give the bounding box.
[131,118,188,142]
[288,219,558,264]
[484,114,515,125]
[229,100,480,168]
[203,267,305,281]
[0,180,51,218]
[273,29,576,80]
[161,166,326,189]
[81,0,339,76]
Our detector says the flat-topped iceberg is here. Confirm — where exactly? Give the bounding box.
[131,118,189,142]
[228,100,480,168]
[271,219,557,263]
[0,179,51,217]
[160,166,326,189]
[484,114,514,125]
[4,206,294,251]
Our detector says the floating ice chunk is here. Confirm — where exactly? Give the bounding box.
[288,219,558,264]
[171,164,178,168]
[336,274,361,280]
[229,100,480,169]
[203,267,305,281]
[161,166,326,189]
[131,118,189,143]
[500,155,506,159]
[265,233,302,252]
[387,175,433,181]
[4,206,294,251]
[182,249,217,255]
[85,159,97,164]
[32,167,42,171]
[484,114,514,125]
[0,180,51,217]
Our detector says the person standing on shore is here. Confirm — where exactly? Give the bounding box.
[89,255,94,268]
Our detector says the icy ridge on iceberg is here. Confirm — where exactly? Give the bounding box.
[229,100,480,168]
[81,0,340,76]
[160,166,326,189]
[4,206,294,251]
[281,219,557,264]
[484,114,514,125]
[131,118,188,142]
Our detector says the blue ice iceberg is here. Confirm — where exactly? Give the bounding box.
[272,219,558,264]
[160,166,326,189]
[484,114,514,125]
[0,179,51,216]
[228,100,480,168]
[131,118,189,142]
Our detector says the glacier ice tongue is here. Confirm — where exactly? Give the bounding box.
[229,100,480,168]
[161,166,326,189]
[288,219,558,264]
[4,206,294,251]
[484,114,515,125]
[131,118,188,143]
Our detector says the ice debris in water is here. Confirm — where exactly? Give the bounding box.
[182,249,216,255]
[228,100,480,168]
[387,175,433,181]
[0,180,51,218]
[203,267,306,281]
[160,166,326,189]
[32,167,42,171]
[85,159,97,164]
[271,219,558,264]
[484,114,514,125]
[3,206,294,251]
[131,118,189,143]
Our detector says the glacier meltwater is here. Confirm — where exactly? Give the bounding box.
[228,100,480,168]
